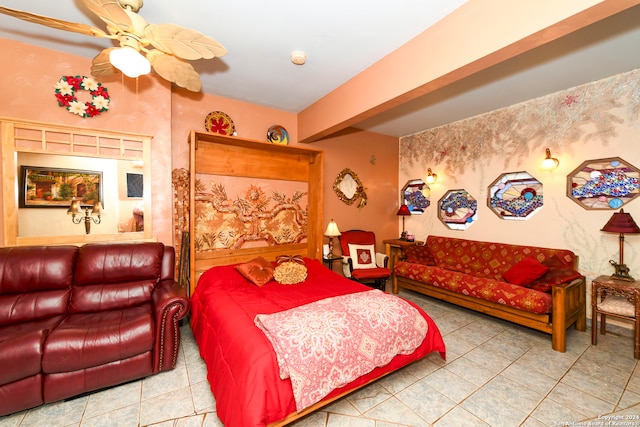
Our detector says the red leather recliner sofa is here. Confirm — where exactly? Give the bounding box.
[0,242,190,416]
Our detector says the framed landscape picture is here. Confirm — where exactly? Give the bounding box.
[19,166,102,208]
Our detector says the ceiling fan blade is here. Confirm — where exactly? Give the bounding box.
[91,48,118,77]
[147,51,202,92]
[0,6,109,38]
[144,23,227,61]
[82,0,136,34]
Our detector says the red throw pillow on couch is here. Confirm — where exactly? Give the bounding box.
[527,258,583,293]
[404,245,436,266]
[502,257,549,286]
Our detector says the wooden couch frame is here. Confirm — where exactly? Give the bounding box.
[393,274,586,352]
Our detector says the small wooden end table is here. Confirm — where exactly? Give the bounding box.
[323,256,342,272]
[591,275,640,359]
[383,239,423,276]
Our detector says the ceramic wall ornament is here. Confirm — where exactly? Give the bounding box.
[267,125,289,145]
[333,168,367,208]
[401,179,430,214]
[438,189,478,230]
[567,157,640,209]
[205,111,236,136]
[487,171,543,220]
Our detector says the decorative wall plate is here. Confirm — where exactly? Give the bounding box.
[438,189,478,230]
[205,111,236,136]
[567,157,640,209]
[487,171,543,220]
[401,179,430,214]
[267,125,289,145]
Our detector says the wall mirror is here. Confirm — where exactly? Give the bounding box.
[1,117,152,246]
[333,168,367,207]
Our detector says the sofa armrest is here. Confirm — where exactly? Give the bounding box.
[151,279,190,372]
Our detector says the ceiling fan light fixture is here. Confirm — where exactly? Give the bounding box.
[109,46,151,78]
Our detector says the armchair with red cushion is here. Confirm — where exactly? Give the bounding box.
[339,230,390,291]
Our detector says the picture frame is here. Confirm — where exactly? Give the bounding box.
[126,173,144,198]
[19,165,103,208]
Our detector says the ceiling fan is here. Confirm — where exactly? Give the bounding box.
[0,0,227,91]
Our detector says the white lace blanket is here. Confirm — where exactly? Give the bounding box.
[254,289,428,410]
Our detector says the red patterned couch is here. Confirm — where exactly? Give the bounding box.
[392,235,586,352]
[0,242,190,416]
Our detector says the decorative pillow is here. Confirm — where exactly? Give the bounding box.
[274,255,308,284]
[502,257,549,286]
[348,244,376,269]
[527,266,583,293]
[235,257,274,286]
[404,245,436,266]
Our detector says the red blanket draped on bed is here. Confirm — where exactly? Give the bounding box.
[190,258,446,427]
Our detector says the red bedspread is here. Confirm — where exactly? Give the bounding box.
[190,258,446,427]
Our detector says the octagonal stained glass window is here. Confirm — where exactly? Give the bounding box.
[487,171,543,220]
[401,179,430,214]
[567,157,640,210]
[438,189,477,230]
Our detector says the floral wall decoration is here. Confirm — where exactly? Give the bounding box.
[194,175,308,251]
[400,69,640,178]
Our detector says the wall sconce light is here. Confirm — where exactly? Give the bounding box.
[67,200,103,234]
[324,219,341,258]
[541,148,560,171]
[425,168,438,184]
[601,208,640,281]
[396,204,411,240]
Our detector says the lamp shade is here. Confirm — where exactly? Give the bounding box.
[396,204,411,216]
[91,201,103,215]
[601,209,640,234]
[67,200,82,215]
[109,46,151,78]
[324,220,341,237]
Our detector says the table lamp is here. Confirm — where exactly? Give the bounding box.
[324,219,341,258]
[601,208,640,281]
[397,204,411,240]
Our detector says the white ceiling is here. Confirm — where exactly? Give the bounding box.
[1,1,640,138]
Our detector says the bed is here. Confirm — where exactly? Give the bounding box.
[178,132,445,426]
[190,257,446,427]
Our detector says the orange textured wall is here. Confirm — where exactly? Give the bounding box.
[0,38,174,245]
[312,129,399,268]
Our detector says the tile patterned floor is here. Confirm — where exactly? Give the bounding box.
[2,289,640,427]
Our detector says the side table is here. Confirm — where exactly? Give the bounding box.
[383,239,423,277]
[323,256,342,272]
[591,275,640,359]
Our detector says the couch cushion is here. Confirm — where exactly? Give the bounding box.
[502,257,549,286]
[0,246,76,325]
[395,261,552,314]
[404,245,436,266]
[0,317,63,384]
[42,304,153,373]
[527,265,583,293]
[71,242,164,313]
[426,235,577,280]
[349,244,376,269]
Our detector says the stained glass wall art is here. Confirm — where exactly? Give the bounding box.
[438,189,477,230]
[487,171,543,220]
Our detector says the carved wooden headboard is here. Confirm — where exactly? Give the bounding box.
[183,131,324,296]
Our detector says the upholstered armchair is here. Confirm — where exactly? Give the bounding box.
[339,230,390,291]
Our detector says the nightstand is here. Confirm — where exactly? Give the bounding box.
[323,256,342,272]
[591,275,640,359]
[383,239,423,276]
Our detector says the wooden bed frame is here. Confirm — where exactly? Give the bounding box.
[187,131,324,297]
